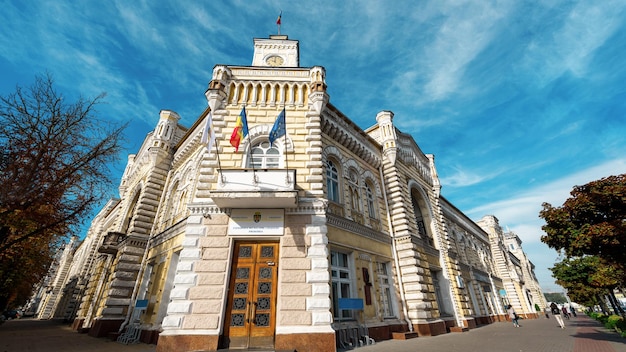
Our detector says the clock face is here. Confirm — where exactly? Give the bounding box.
[266,55,284,66]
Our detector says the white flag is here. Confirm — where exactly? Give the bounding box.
[201,112,216,156]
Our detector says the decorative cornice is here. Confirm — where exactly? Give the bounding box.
[150,218,187,248]
[395,130,432,184]
[229,67,310,80]
[186,198,328,217]
[321,109,381,168]
[326,212,391,244]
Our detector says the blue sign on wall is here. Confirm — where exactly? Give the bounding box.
[338,298,364,310]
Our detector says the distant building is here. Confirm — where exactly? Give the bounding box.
[476,215,547,316]
[39,34,546,352]
[34,235,79,320]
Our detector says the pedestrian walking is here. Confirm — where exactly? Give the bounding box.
[551,302,565,329]
[561,306,570,319]
[507,305,520,327]
[544,306,550,319]
[569,305,577,317]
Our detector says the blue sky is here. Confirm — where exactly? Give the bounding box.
[2,1,625,294]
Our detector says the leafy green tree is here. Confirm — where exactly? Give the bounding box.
[0,73,125,309]
[540,174,626,266]
[540,175,626,316]
[550,256,617,310]
[544,292,567,304]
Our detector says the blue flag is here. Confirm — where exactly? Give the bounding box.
[269,108,286,146]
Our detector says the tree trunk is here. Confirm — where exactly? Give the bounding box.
[597,294,608,314]
[608,289,626,318]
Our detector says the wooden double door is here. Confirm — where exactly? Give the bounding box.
[224,241,279,349]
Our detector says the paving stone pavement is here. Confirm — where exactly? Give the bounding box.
[350,314,625,352]
[0,314,624,352]
[0,318,156,352]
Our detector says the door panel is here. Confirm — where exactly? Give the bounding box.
[224,242,279,349]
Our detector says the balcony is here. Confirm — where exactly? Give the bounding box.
[210,169,298,209]
[98,232,125,254]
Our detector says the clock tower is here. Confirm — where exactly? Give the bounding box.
[252,35,299,67]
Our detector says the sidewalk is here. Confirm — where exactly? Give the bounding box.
[0,318,156,352]
[349,314,625,352]
[0,315,623,352]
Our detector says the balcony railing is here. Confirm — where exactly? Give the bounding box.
[327,201,344,217]
[210,169,298,209]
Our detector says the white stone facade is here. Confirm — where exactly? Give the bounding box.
[37,34,548,352]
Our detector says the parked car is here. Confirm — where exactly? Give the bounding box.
[21,311,35,318]
[2,310,20,319]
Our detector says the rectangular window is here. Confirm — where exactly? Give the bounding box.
[331,251,353,320]
[431,269,450,316]
[377,262,395,318]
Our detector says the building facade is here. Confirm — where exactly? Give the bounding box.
[39,35,546,352]
[476,215,547,318]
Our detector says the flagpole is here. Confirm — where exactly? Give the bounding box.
[214,137,222,172]
[215,136,226,185]
[282,107,290,185]
[203,109,223,183]
[242,104,258,183]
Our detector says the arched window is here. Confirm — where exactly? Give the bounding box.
[326,159,340,203]
[366,182,376,219]
[247,141,280,168]
[348,169,361,212]
[174,190,187,221]
[411,188,434,246]
[164,181,179,226]
[121,190,140,234]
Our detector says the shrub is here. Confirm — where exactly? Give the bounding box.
[605,315,622,330]
[611,316,626,332]
[589,312,601,320]
[598,315,609,324]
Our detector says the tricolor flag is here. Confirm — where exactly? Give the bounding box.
[276,11,282,25]
[200,111,216,156]
[230,107,249,152]
[269,108,286,146]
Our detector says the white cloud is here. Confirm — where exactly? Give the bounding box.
[440,165,500,187]
[523,1,626,85]
[467,158,626,242]
[420,1,511,101]
[465,158,626,292]
[465,155,626,291]
[559,2,625,76]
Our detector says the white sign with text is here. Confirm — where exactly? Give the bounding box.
[228,209,285,235]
